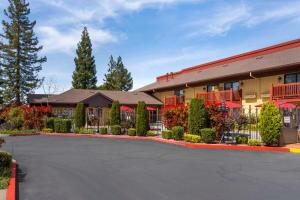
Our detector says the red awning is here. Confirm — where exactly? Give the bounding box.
[147,107,156,111]
[120,106,134,112]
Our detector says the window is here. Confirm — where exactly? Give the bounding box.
[224,81,240,90]
[174,89,184,96]
[207,84,217,92]
[284,73,300,84]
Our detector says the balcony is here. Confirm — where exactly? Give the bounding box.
[196,89,242,103]
[271,82,300,100]
[163,96,185,108]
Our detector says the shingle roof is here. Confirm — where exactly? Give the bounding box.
[27,94,56,104]
[29,89,162,106]
[136,45,300,92]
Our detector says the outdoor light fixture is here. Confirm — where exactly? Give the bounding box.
[278,76,282,82]
[203,87,206,91]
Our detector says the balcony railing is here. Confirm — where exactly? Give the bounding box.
[196,89,242,102]
[271,82,300,100]
[164,96,185,107]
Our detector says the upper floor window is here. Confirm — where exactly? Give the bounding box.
[284,73,300,84]
[224,81,240,90]
[207,84,217,92]
[174,89,184,97]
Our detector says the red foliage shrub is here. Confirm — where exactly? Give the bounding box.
[163,106,188,131]
[206,103,229,139]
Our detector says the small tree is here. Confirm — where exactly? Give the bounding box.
[74,103,86,129]
[109,101,120,125]
[188,98,207,135]
[136,101,149,136]
[259,102,282,146]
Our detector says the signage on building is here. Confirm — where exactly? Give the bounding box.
[283,116,291,124]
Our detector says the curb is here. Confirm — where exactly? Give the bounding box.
[289,148,300,154]
[39,133,291,153]
[6,160,16,200]
[9,133,40,137]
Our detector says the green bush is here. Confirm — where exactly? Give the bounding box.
[162,130,173,139]
[0,151,11,177]
[8,107,24,130]
[188,98,207,135]
[128,128,136,136]
[0,138,5,147]
[111,125,121,135]
[248,139,261,146]
[259,102,282,146]
[99,127,108,135]
[42,128,53,133]
[184,134,202,143]
[78,128,95,134]
[109,101,120,126]
[74,103,86,129]
[172,126,184,140]
[54,118,72,133]
[44,117,55,129]
[236,135,248,144]
[201,128,216,143]
[147,130,157,137]
[136,101,149,136]
[0,129,36,135]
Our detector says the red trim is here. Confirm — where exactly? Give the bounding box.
[157,38,300,81]
[6,161,16,200]
[39,133,290,153]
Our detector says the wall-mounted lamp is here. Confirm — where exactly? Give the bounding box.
[278,76,282,82]
[240,81,244,87]
[203,87,206,91]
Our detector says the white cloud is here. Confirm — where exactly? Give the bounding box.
[37,26,118,54]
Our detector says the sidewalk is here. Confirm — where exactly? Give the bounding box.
[0,189,6,200]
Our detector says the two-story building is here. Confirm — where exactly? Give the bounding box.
[137,38,300,141]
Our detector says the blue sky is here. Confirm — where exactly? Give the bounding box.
[1,0,300,93]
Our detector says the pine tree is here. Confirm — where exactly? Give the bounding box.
[100,56,133,91]
[72,27,97,89]
[0,0,46,105]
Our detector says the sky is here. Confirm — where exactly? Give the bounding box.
[1,0,300,93]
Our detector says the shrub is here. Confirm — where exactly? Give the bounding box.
[8,107,24,130]
[172,126,184,140]
[0,138,5,147]
[184,134,201,143]
[78,128,95,134]
[147,130,157,137]
[109,101,120,126]
[0,151,11,177]
[236,135,248,144]
[259,102,282,146]
[163,107,188,130]
[44,117,55,129]
[201,128,216,143]
[136,101,149,136]
[42,128,53,133]
[54,118,72,133]
[248,139,261,146]
[188,98,207,135]
[99,127,108,135]
[128,128,136,136]
[0,129,36,135]
[162,130,173,139]
[74,103,86,129]
[111,125,121,135]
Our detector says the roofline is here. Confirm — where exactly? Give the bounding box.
[157,37,300,81]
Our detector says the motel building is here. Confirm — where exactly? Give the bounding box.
[136,38,300,143]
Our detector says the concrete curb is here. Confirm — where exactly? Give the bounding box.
[39,133,290,153]
[6,160,16,200]
[289,148,300,154]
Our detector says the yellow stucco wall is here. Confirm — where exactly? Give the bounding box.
[154,74,285,111]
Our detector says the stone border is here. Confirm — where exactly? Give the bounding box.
[39,133,291,153]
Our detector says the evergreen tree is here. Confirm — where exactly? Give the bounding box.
[0,0,46,105]
[188,98,207,135]
[72,27,97,89]
[136,101,149,136]
[100,56,133,91]
[109,101,120,126]
[74,103,86,129]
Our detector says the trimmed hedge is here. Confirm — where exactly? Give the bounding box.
[236,135,248,144]
[184,134,201,143]
[42,128,53,133]
[99,127,108,135]
[259,102,282,146]
[111,125,121,135]
[162,130,173,139]
[44,117,55,129]
[147,130,157,137]
[74,103,86,129]
[248,139,261,146]
[128,128,136,136]
[201,128,216,143]
[0,151,11,177]
[188,98,207,135]
[172,126,184,140]
[78,128,95,134]
[0,129,36,135]
[109,101,120,126]
[136,101,149,136]
[54,118,72,133]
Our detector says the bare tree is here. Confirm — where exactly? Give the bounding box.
[42,78,59,106]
